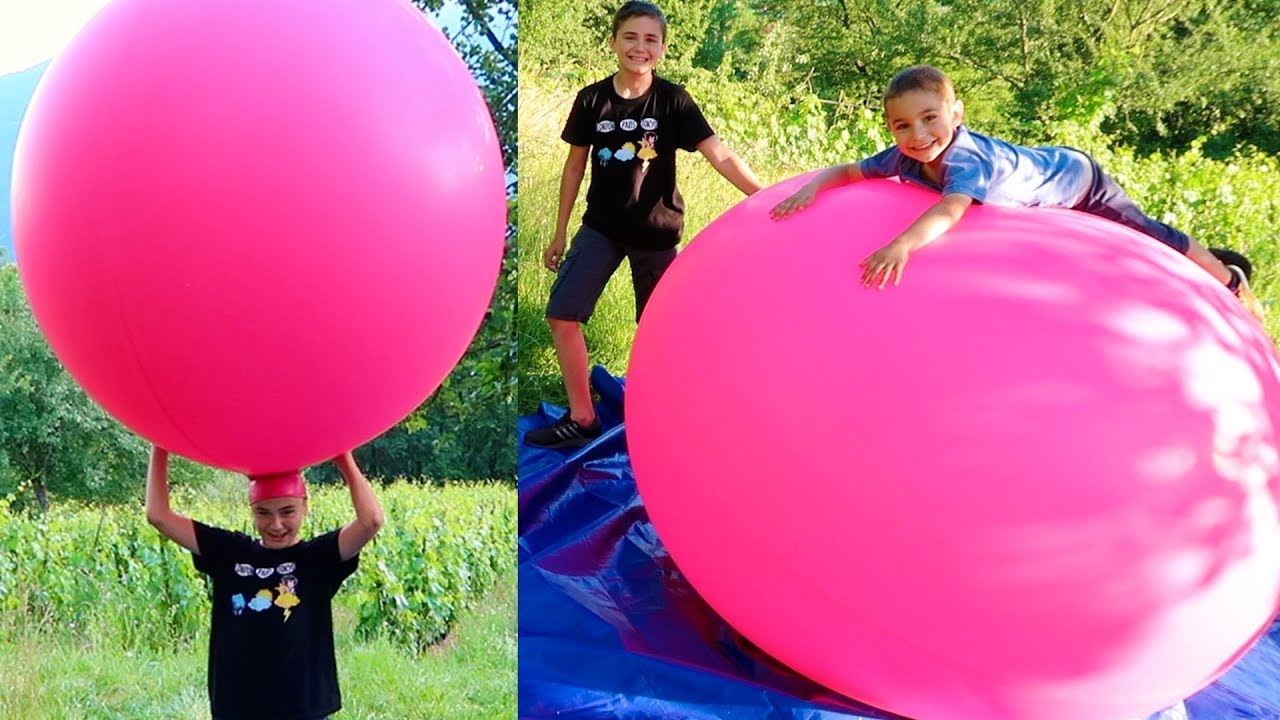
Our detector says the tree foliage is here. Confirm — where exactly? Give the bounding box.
[0,266,214,509]
[312,0,519,484]
[0,265,135,508]
[522,0,1280,156]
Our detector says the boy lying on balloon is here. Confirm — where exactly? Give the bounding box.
[770,65,1266,325]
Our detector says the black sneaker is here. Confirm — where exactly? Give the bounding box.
[524,414,603,449]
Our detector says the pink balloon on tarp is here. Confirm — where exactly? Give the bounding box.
[627,177,1280,720]
[11,0,505,474]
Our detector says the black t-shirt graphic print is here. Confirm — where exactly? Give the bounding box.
[193,522,358,720]
[562,75,715,250]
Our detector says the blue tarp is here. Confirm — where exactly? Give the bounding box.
[518,367,1280,720]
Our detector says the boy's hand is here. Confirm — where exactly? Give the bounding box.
[544,233,567,272]
[859,240,911,288]
[770,186,818,220]
[333,451,356,468]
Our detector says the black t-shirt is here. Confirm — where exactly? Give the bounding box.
[561,75,715,249]
[193,521,359,720]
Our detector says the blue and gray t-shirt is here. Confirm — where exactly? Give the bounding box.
[859,125,1092,208]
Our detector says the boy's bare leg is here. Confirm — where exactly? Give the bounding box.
[1188,240,1266,323]
[548,318,597,425]
[1186,240,1233,285]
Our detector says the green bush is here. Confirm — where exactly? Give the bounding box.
[0,481,515,654]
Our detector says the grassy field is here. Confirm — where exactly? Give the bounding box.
[517,75,1280,415]
[0,569,516,720]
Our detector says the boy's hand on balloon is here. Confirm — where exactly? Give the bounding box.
[544,233,567,272]
[332,451,362,483]
[770,186,817,220]
[859,240,910,289]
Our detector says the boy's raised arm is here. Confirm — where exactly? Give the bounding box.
[696,135,762,196]
[145,446,200,554]
[544,145,591,272]
[335,452,385,562]
[860,193,973,288]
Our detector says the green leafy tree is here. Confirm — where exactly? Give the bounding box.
[1100,0,1280,155]
[0,267,152,509]
[519,0,741,78]
[518,0,613,79]
[519,0,1279,155]
[312,0,518,484]
[766,0,1280,152]
[0,266,218,509]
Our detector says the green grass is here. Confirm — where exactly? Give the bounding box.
[516,79,806,413]
[0,569,516,719]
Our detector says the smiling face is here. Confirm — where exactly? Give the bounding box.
[884,89,965,166]
[610,15,666,77]
[251,496,307,549]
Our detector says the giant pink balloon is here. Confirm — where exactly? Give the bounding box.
[627,177,1280,720]
[11,0,505,474]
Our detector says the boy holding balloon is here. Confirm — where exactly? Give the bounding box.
[145,447,384,720]
[528,0,764,449]
[770,65,1266,324]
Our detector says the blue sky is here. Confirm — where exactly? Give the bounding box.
[0,62,46,263]
[1,2,471,264]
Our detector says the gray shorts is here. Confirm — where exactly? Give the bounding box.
[545,225,678,323]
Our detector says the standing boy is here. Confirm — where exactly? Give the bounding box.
[145,447,385,720]
[526,0,764,449]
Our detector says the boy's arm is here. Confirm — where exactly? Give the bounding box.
[544,145,591,272]
[770,163,864,219]
[696,136,763,196]
[861,193,973,288]
[335,451,385,562]
[144,446,200,554]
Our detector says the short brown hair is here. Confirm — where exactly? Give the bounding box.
[884,66,955,105]
[613,1,667,41]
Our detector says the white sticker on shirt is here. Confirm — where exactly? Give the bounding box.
[596,120,616,133]
[620,118,638,131]
[233,562,294,578]
[229,573,303,622]
[640,118,658,130]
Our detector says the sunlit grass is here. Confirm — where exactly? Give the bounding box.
[0,570,516,719]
